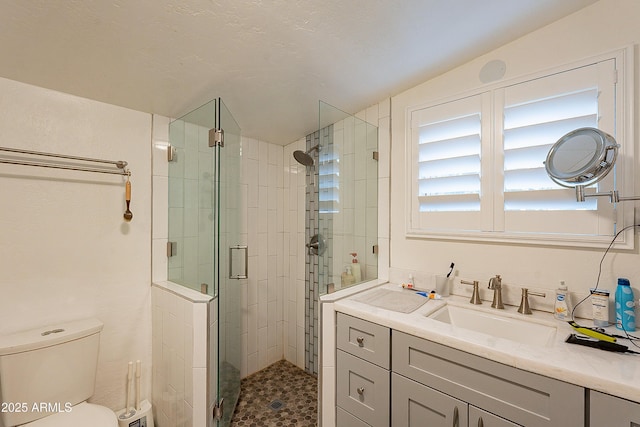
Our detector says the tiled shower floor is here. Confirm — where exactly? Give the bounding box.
[230,360,318,426]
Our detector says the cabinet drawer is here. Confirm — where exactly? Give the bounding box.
[337,312,390,368]
[337,407,371,427]
[392,331,584,427]
[392,373,468,427]
[337,350,390,427]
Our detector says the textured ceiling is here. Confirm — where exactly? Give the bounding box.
[0,0,597,144]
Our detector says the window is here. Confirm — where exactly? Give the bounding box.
[411,93,490,232]
[417,96,483,213]
[319,146,339,214]
[407,49,632,247]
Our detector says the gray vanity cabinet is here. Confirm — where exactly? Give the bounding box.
[590,390,640,426]
[334,311,640,427]
[392,331,584,427]
[336,313,391,427]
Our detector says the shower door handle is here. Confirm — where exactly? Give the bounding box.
[229,245,248,279]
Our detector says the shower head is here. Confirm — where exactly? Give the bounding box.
[293,145,320,166]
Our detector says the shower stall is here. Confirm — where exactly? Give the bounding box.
[167,98,243,427]
[160,97,378,425]
[298,101,379,375]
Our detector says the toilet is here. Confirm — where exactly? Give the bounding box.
[0,318,118,427]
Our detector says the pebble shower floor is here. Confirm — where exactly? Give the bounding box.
[230,360,318,426]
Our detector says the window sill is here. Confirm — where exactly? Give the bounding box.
[405,229,634,250]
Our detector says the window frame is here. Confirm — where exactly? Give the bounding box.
[405,47,635,249]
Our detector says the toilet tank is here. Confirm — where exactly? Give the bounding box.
[0,318,103,427]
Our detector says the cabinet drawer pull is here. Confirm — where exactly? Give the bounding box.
[356,336,365,346]
[453,406,459,427]
[357,387,365,396]
[477,417,484,427]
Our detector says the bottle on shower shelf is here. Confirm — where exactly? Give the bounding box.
[350,252,362,283]
[341,266,355,286]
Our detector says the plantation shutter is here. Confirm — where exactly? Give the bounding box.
[499,60,617,235]
[319,147,339,213]
[410,93,491,232]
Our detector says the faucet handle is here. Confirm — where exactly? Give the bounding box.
[461,280,482,305]
[518,288,546,315]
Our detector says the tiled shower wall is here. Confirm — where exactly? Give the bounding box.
[242,137,287,375]
[304,129,322,375]
[284,138,310,370]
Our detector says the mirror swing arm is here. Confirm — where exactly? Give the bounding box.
[574,185,640,203]
[545,127,640,204]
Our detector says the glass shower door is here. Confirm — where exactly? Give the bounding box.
[168,98,242,427]
[317,101,378,296]
[214,99,243,427]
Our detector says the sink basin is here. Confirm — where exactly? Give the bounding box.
[428,303,557,347]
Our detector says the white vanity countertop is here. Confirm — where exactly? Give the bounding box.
[333,283,640,403]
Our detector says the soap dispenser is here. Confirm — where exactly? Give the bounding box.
[554,281,572,321]
[350,252,362,283]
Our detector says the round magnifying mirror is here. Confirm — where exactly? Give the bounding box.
[545,127,618,188]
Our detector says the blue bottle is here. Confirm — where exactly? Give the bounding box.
[615,278,636,331]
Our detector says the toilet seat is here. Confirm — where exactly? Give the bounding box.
[22,402,117,427]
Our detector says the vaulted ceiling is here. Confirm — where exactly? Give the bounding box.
[0,0,597,144]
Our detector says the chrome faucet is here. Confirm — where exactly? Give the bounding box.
[488,275,504,309]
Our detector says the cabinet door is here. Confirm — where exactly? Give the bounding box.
[469,406,520,427]
[590,390,640,426]
[392,373,468,427]
[337,407,372,427]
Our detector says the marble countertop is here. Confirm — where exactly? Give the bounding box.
[333,283,640,403]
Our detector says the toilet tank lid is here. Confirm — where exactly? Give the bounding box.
[0,318,103,356]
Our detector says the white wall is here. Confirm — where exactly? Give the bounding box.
[390,0,640,301]
[0,76,153,410]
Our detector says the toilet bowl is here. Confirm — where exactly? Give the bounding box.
[21,402,117,427]
[0,318,118,427]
